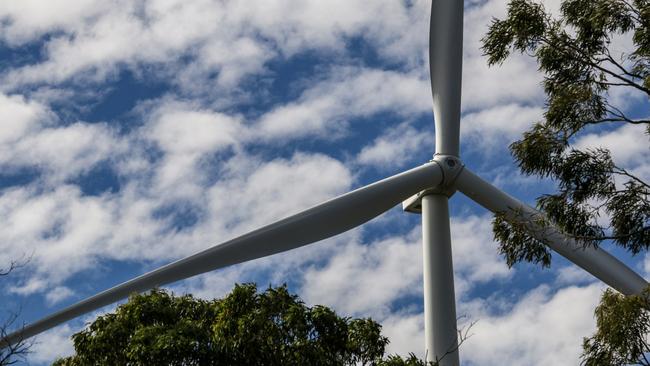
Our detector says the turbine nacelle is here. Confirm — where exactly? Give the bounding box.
[403,154,464,214]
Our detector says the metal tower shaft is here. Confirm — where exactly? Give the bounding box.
[422,194,459,366]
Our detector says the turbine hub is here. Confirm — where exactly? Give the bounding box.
[402,155,464,214]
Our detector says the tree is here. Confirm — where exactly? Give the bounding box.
[53,284,436,366]
[1,258,31,366]
[582,288,650,365]
[482,0,650,364]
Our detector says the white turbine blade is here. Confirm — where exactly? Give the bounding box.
[430,0,463,156]
[3,162,443,346]
[455,167,648,296]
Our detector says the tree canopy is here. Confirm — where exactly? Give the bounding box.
[53,284,431,366]
[484,0,650,267]
[482,0,650,364]
[582,288,650,365]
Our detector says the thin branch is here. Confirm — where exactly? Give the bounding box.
[539,35,650,95]
[0,311,31,366]
[582,118,650,125]
[602,48,644,79]
[434,318,477,365]
[568,227,650,242]
[587,55,650,94]
[611,167,650,190]
[597,81,643,88]
[618,0,642,20]
[0,254,31,277]
[605,104,646,123]
[641,349,650,365]
[638,334,650,365]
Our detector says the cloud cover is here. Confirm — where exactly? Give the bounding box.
[0,0,645,365]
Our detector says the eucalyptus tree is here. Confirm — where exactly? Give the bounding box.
[52,284,433,366]
[482,0,650,363]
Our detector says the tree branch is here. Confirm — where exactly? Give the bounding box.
[582,117,650,125]
[0,254,31,277]
[0,311,31,366]
[602,48,644,79]
[611,166,650,190]
[568,227,649,242]
[618,0,642,21]
[433,318,476,365]
[539,35,650,95]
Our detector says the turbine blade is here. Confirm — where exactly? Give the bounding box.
[4,162,443,346]
[455,167,648,296]
[429,0,463,156]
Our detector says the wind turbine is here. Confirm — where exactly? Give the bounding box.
[3,1,648,365]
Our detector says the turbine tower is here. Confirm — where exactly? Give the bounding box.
[3,1,648,364]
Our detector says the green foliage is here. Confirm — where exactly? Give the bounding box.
[483,0,650,264]
[581,288,650,365]
[493,213,552,268]
[483,0,650,364]
[53,288,219,365]
[379,353,433,366]
[52,284,427,366]
[608,181,650,254]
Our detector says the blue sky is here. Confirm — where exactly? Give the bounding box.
[0,0,648,365]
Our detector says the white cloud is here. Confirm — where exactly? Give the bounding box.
[26,305,120,364]
[2,186,115,291]
[8,122,120,180]
[459,284,603,366]
[461,103,544,152]
[574,123,650,191]
[0,93,50,144]
[205,153,352,238]
[256,68,430,141]
[380,283,605,366]
[301,228,423,318]
[3,0,221,87]
[555,265,597,287]
[382,313,425,357]
[0,92,122,184]
[461,0,545,112]
[27,324,76,364]
[2,150,354,294]
[144,102,243,194]
[299,214,510,319]
[45,286,75,305]
[575,124,650,169]
[183,37,274,88]
[0,0,430,94]
[451,214,511,288]
[0,0,107,45]
[357,122,430,170]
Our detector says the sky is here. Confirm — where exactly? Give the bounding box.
[0,0,648,365]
